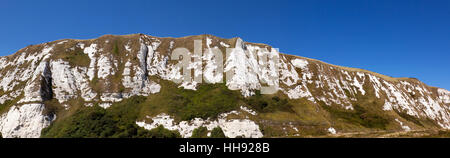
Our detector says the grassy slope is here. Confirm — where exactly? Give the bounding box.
[42,75,442,137]
[41,96,181,138]
[39,78,404,138]
[42,78,326,137]
[41,81,241,138]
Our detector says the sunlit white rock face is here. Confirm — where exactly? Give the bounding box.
[0,103,54,138]
[51,60,96,103]
[136,108,263,138]
[1,34,450,138]
[223,38,281,97]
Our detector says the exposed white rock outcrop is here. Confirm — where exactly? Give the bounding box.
[203,38,224,84]
[291,59,309,70]
[395,118,411,131]
[120,41,161,98]
[83,43,98,81]
[19,57,52,103]
[0,104,54,138]
[282,54,450,128]
[51,60,97,103]
[97,54,115,79]
[224,38,280,97]
[328,127,337,134]
[438,88,450,104]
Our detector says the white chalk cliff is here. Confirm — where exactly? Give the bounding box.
[0,34,449,138]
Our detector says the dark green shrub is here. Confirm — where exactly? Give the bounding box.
[173,84,240,121]
[210,127,226,138]
[191,126,208,138]
[145,125,181,138]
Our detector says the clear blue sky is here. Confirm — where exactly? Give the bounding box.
[1,0,449,90]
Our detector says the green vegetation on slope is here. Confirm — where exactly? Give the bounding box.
[321,102,389,130]
[39,76,428,138]
[417,130,450,138]
[191,126,208,138]
[177,84,240,120]
[41,96,180,138]
[210,127,226,138]
[191,126,227,138]
[393,109,440,129]
[41,81,241,138]
[143,81,241,121]
[54,47,91,67]
[245,91,293,113]
[113,41,120,55]
[146,125,182,138]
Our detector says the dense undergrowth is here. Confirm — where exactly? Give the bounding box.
[41,96,181,138]
[143,81,242,121]
[39,77,433,138]
[191,126,226,138]
[321,102,389,130]
[245,91,294,113]
[41,82,242,138]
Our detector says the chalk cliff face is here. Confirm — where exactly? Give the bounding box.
[0,34,449,138]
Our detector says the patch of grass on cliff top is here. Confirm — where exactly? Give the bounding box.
[53,47,90,67]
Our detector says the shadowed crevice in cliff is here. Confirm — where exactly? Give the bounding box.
[40,61,53,102]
